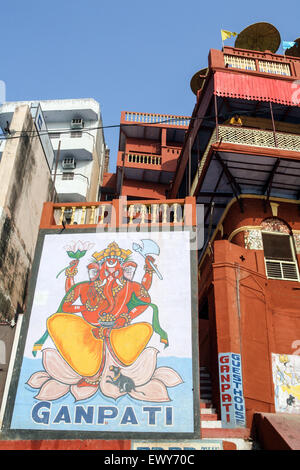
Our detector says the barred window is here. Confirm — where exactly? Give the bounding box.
[62,172,74,180]
[49,132,61,139]
[70,131,83,138]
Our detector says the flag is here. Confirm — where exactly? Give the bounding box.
[221,30,238,41]
[282,41,296,51]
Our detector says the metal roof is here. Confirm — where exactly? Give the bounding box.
[195,147,300,249]
[214,71,300,107]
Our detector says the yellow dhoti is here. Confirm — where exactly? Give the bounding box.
[47,313,153,377]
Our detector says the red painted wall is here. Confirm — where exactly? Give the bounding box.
[199,198,300,428]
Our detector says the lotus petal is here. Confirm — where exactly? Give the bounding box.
[34,379,70,401]
[129,378,170,402]
[152,367,183,387]
[119,347,158,386]
[87,242,95,251]
[64,241,77,252]
[27,371,50,389]
[71,384,98,401]
[42,348,81,384]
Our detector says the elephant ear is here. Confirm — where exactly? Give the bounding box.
[123,261,137,281]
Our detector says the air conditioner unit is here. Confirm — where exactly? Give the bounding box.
[71,118,84,129]
[62,157,76,169]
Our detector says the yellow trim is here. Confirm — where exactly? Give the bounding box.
[198,194,300,271]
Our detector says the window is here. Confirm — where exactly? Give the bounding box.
[49,132,61,139]
[70,131,82,138]
[262,232,299,281]
[62,172,74,180]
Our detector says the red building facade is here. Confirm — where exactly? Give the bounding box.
[1,40,300,451]
[100,43,300,448]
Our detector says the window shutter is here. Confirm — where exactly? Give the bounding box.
[262,232,299,281]
[262,233,293,261]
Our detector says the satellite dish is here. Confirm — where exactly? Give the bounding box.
[190,68,208,95]
[284,38,300,57]
[235,22,281,53]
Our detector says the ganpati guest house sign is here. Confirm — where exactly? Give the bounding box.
[1,230,200,439]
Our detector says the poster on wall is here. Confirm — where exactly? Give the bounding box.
[272,353,300,414]
[1,229,199,439]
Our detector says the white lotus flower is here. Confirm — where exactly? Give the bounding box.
[27,346,183,403]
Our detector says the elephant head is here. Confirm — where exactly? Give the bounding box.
[95,257,137,314]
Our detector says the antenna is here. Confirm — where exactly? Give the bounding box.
[234,22,281,53]
[190,68,209,95]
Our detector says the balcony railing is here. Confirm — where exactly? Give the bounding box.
[40,197,196,229]
[222,46,300,78]
[218,125,300,151]
[123,111,190,127]
[127,152,162,166]
[224,54,292,76]
[191,124,300,195]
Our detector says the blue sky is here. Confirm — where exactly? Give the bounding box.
[2,0,300,170]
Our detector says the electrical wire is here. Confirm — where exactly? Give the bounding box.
[0,104,298,142]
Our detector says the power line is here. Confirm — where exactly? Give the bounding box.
[0,116,202,141]
[0,104,298,142]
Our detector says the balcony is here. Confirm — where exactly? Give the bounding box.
[54,173,89,202]
[117,146,181,186]
[217,46,300,78]
[119,111,190,153]
[40,197,196,229]
[50,132,95,161]
[191,124,300,197]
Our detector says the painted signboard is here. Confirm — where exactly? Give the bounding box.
[218,353,246,428]
[272,353,300,414]
[1,229,199,439]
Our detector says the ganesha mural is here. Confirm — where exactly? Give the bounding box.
[29,239,180,403]
[4,231,197,436]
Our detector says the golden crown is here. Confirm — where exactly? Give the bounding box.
[92,242,132,264]
[279,354,289,364]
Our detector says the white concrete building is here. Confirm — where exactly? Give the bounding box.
[0,98,107,202]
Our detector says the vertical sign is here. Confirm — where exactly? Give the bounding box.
[31,103,55,171]
[218,352,246,427]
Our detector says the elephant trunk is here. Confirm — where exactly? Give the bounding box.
[102,275,116,314]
